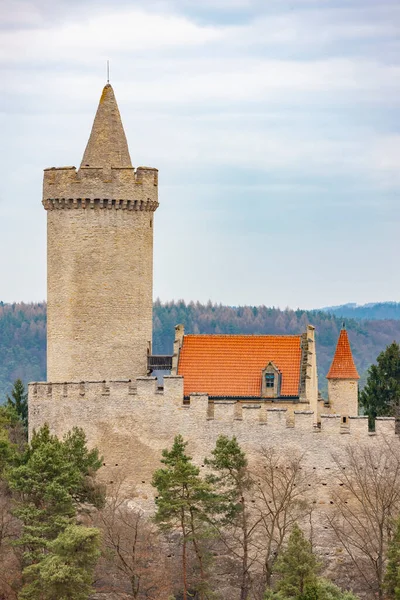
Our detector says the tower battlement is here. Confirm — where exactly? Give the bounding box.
[43,165,158,208]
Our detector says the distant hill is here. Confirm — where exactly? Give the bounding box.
[320,302,400,321]
[1,300,400,400]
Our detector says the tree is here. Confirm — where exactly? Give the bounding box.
[152,435,216,600]
[360,342,400,428]
[327,441,400,599]
[19,525,100,600]
[0,405,24,598]
[205,435,255,600]
[265,523,318,599]
[96,476,174,599]
[7,425,103,597]
[253,448,313,590]
[384,517,400,600]
[298,578,359,600]
[6,379,28,430]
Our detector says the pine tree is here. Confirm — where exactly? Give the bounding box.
[360,342,400,428]
[0,404,21,475]
[384,518,400,600]
[152,435,216,600]
[19,525,101,600]
[267,524,318,599]
[205,435,252,600]
[7,424,103,595]
[265,525,359,600]
[6,378,28,429]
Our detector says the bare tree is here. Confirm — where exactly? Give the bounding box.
[328,440,400,599]
[95,477,174,599]
[251,447,313,595]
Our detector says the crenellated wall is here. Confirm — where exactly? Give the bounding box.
[43,165,158,204]
[28,377,398,505]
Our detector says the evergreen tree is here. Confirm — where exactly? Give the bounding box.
[205,435,252,600]
[6,378,28,429]
[265,525,358,600]
[152,435,216,600]
[360,342,400,427]
[272,524,318,598]
[7,424,103,596]
[0,404,20,476]
[384,517,400,600]
[20,525,101,600]
[300,579,359,600]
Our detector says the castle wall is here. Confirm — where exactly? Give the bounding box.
[28,377,397,509]
[45,166,158,382]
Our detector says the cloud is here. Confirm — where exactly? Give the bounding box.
[0,0,399,305]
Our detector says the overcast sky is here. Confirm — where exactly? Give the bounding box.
[0,0,399,309]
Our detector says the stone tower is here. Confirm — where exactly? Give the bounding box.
[326,327,359,416]
[44,84,158,382]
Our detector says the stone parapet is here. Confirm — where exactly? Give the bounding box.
[43,166,158,206]
[28,380,397,440]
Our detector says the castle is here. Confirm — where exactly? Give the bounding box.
[28,83,398,506]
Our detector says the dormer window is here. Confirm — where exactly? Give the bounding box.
[265,373,275,388]
[261,362,281,398]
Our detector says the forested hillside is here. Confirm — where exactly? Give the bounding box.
[1,299,400,399]
[321,302,400,320]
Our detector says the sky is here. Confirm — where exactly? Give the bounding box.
[0,0,399,310]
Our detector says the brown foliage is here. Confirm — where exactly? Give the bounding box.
[94,478,175,599]
[249,448,314,599]
[328,440,400,599]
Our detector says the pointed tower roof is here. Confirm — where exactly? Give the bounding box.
[327,328,359,380]
[80,84,132,169]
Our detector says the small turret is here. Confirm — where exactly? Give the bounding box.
[327,327,359,417]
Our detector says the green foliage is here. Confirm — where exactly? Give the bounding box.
[152,434,215,533]
[270,524,319,598]
[205,436,253,600]
[19,524,101,600]
[152,435,217,599]
[205,435,249,524]
[360,342,400,427]
[0,404,23,475]
[6,378,28,429]
[298,579,359,600]
[384,518,400,600]
[265,525,358,600]
[7,424,103,565]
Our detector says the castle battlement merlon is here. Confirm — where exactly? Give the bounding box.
[43,165,158,207]
[28,380,397,438]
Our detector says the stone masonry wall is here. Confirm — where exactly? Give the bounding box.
[28,377,398,511]
[29,377,399,593]
[328,379,358,417]
[45,165,158,382]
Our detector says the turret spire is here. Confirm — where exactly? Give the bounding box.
[80,84,132,169]
[327,328,359,380]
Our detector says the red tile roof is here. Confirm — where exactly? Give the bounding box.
[177,335,302,397]
[326,329,359,380]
